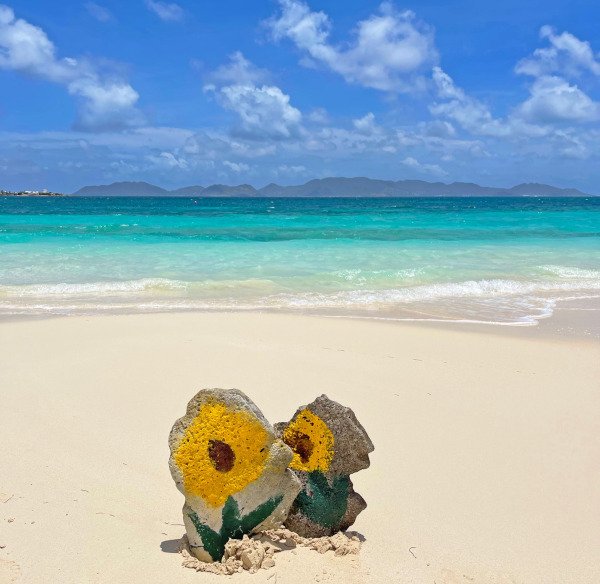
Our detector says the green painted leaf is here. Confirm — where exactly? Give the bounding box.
[240,494,284,533]
[295,471,350,529]
[187,510,224,561]
[308,468,331,494]
[221,495,244,541]
[187,494,284,561]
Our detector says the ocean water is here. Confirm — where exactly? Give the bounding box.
[1,196,599,325]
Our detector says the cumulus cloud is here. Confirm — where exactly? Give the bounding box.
[205,53,302,140]
[183,131,277,160]
[515,75,600,124]
[431,65,466,100]
[307,107,329,124]
[208,51,270,86]
[421,120,456,138]
[430,67,509,136]
[85,2,113,23]
[266,0,437,92]
[217,85,302,139]
[276,164,307,175]
[69,79,142,131]
[352,112,384,136]
[552,129,589,159]
[401,155,447,177]
[513,27,600,124]
[430,66,574,138]
[147,151,189,170]
[431,29,600,135]
[145,0,183,22]
[515,26,600,78]
[223,160,250,173]
[0,4,141,131]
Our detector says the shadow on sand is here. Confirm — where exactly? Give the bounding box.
[160,538,182,554]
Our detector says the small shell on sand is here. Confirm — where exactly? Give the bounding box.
[179,528,361,575]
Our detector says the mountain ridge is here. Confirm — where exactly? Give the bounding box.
[72,177,593,197]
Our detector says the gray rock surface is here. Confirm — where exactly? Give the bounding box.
[277,394,374,537]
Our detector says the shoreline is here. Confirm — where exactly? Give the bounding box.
[1,311,599,583]
[1,293,599,342]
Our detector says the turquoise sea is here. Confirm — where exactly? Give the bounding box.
[1,196,599,325]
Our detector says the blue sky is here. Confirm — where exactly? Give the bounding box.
[1,0,599,193]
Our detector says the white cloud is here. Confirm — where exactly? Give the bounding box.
[115,117,474,186]
[513,27,600,125]
[208,51,269,86]
[217,84,302,139]
[430,67,562,138]
[223,160,250,173]
[515,75,600,124]
[85,2,113,23]
[266,0,437,92]
[307,125,387,153]
[145,0,183,22]
[69,79,142,131]
[515,26,600,78]
[307,107,329,124]
[205,53,302,140]
[352,112,382,135]
[421,120,456,138]
[0,4,141,131]
[0,126,194,150]
[183,131,277,160]
[276,164,306,175]
[552,129,589,159]
[401,155,447,177]
[147,151,189,169]
[430,67,509,137]
[431,65,465,100]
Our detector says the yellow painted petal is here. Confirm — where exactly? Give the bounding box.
[282,408,334,472]
[173,401,269,507]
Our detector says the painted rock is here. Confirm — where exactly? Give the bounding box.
[169,388,301,562]
[275,394,374,537]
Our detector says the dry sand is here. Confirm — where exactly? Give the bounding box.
[1,312,599,583]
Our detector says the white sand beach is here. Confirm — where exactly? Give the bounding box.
[1,313,599,583]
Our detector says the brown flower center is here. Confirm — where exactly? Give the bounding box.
[284,430,314,464]
[207,439,235,472]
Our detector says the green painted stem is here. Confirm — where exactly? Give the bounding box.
[188,494,283,561]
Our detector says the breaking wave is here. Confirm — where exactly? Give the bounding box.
[1,265,599,325]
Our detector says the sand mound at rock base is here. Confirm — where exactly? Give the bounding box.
[179,528,361,575]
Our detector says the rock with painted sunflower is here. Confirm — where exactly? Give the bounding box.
[169,388,301,562]
[275,394,374,537]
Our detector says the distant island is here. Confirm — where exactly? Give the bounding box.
[72,178,593,197]
[2,179,593,198]
[1,189,63,197]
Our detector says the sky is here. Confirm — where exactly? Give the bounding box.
[0,0,599,193]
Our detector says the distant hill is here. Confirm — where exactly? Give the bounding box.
[169,185,205,196]
[72,178,592,197]
[202,183,258,196]
[505,183,586,197]
[74,181,168,196]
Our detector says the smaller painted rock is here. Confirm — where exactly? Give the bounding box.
[169,388,301,562]
[275,394,374,537]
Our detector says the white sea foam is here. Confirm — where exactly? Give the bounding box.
[331,268,422,282]
[1,267,599,325]
[0,278,189,296]
[0,276,296,297]
[539,265,600,279]
[267,278,600,308]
